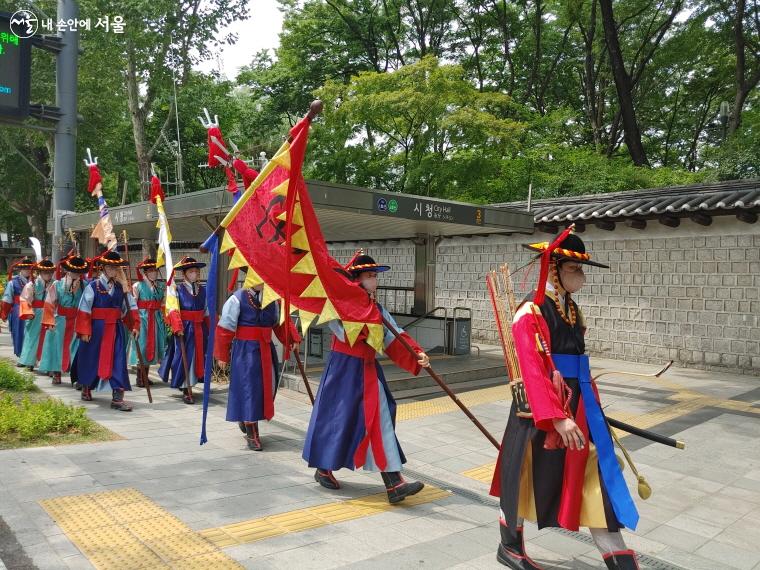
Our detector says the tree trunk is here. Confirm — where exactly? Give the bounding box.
[599,0,649,166]
[727,0,760,134]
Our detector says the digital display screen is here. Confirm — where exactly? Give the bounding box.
[0,13,31,118]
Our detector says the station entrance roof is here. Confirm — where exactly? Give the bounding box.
[57,180,534,242]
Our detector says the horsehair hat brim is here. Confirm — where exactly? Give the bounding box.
[522,233,609,268]
[99,251,130,267]
[347,254,390,275]
[62,256,89,273]
[36,260,56,271]
[174,257,206,271]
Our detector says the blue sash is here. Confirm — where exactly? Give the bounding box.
[553,353,639,530]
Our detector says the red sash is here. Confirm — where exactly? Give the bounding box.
[137,299,162,361]
[331,338,387,471]
[13,295,20,303]
[92,308,122,379]
[58,306,77,372]
[236,326,275,420]
[182,310,206,378]
[33,299,46,361]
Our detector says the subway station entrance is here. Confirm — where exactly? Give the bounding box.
[57,180,534,397]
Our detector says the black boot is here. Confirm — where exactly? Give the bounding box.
[52,372,62,385]
[314,469,340,490]
[182,387,194,405]
[81,386,93,401]
[238,422,247,434]
[497,523,543,569]
[245,423,262,451]
[380,472,424,504]
[110,389,133,412]
[603,550,639,570]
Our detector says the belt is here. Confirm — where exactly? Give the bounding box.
[58,306,77,371]
[331,337,387,471]
[137,300,163,361]
[32,300,44,309]
[237,326,275,419]
[181,310,205,377]
[13,295,20,303]
[91,308,122,380]
[553,353,639,530]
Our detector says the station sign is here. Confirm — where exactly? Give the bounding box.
[373,194,483,226]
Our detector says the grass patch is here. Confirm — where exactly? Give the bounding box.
[0,358,38,392]
[0,358,120,449]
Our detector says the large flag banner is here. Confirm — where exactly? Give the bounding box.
[150,175,179,317]
[83,151,118,251]
[217,115,385,354]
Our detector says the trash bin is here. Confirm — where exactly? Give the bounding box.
[447,310,471,355]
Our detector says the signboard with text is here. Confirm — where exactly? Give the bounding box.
[0,12,32,118]
[373,194,483,226]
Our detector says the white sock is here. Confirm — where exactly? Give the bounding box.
[589,528,627,555]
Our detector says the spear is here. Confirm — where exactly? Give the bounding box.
[381,315,500,449]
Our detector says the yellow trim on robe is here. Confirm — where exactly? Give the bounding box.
[517,443,608,529]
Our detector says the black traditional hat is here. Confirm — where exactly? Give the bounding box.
[7,257,35,282]
[61,256,89,274]
[98,250,129,267]
[36,259,56,271]
[346,254,390,277]
[174,256,206,271]
[523,233,608,268]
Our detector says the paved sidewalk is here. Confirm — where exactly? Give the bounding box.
[1,330,759,569]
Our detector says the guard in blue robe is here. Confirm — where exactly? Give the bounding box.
[1,257,35,359]
[72,251,139,411]
[214,285,301,450]
[303,254,431,504]
[159,257,208,404]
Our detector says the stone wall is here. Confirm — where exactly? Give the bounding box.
[332,216,760,375]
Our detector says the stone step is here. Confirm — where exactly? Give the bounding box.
[280,354,506,398]
[391,375,508,401]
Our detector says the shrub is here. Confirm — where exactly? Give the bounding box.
[0,395,94,440]
[0,358,37,392]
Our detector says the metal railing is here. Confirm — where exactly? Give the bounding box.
[376,285,414,314]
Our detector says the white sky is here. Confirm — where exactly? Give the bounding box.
[196,0,284,80]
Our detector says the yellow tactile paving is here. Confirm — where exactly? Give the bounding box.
[39,488,242,570]
[397,385,509,421]
[199,485,451,548]
[462,463,497,484]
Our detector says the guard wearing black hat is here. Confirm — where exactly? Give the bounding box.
[39,256,89,384]
[129,257,167,388]
[490,228,640,570]
[303,251,431,504]
[1,256,36,359]
[159,256,209,404]
[17,259,56,370]
[71,251,140,410]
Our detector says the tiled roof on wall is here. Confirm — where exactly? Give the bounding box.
[493,179,760,231]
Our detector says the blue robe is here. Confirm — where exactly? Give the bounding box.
[71,276,135,392]
[219,290,281,423]
[2,275,28,357]
[302,306,421,473]
[160,282,208,389]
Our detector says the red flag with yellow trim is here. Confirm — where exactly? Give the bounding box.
[217,115,385,353]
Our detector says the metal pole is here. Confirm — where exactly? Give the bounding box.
[52,0,79,261]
